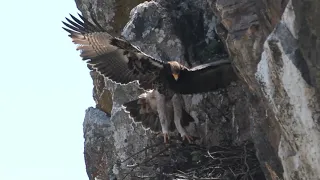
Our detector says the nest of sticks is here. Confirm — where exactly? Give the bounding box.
[120,140,265,180]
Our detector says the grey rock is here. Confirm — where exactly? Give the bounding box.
[256,1,320,179]
[83,107,112,180]
[122,1,185,62]
[75,0,146,35]
[215,0,320,179]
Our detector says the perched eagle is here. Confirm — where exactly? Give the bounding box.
[62,14,237,143]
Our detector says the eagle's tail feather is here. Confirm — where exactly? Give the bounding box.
[181,109,195,127]
[123,97,166,133]
[122,99,141,121]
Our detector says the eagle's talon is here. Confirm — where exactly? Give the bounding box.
[182,135,193,143]
[163,133,170,144]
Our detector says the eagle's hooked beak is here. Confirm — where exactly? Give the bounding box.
[172,73,179,81]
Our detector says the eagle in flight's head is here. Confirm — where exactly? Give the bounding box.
[168,61,182,81]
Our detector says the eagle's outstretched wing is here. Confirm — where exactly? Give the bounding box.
[62,14,165,90]
[170,59,238,94]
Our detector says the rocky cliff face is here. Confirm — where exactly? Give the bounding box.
[75,0,320,179]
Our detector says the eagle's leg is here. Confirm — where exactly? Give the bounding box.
[155,90,170,143]
[172,94,193,143]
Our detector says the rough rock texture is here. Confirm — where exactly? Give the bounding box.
[75,0,146,35]
[256,1,320,179]
[214,0,320,179]
[76,0,320,179]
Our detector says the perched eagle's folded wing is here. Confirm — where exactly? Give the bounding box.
[172,59,238,94]
[62,14,165,90]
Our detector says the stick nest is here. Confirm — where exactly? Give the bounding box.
[120,141,265,180]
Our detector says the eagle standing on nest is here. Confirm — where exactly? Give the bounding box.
[62,14,236,143]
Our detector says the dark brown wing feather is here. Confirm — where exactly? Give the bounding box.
[62,14,165,89]
[170,59,238,94]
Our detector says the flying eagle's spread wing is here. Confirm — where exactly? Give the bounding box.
[171,60,237,94]
[62,14,165,89]
[122,90,193,133]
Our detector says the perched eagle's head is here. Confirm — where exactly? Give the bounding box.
[168,61,181,81]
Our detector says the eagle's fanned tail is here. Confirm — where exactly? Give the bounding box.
[122,91,194,134]
[123,98,171,132]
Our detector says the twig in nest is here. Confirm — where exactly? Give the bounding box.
[121,144,172,180]
[121,142,163,163]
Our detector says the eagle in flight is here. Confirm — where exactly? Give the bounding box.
[62,14,236,143]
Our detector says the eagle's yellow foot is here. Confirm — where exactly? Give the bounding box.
[182,135,193,143]
[163,133,170,144]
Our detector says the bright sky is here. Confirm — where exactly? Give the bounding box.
[0,1,94,180]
